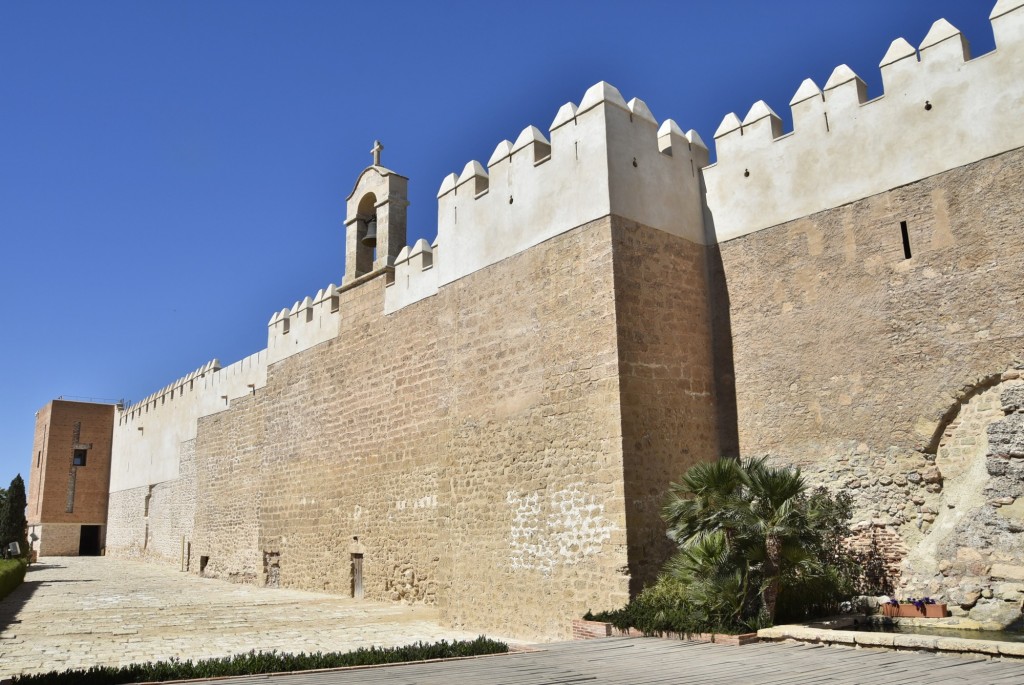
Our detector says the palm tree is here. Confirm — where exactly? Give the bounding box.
[661,457,817,624]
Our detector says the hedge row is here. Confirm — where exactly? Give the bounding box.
[0,557,27,601]
[11,636,508,684]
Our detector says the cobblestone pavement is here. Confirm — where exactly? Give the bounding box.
[0,557,502,678]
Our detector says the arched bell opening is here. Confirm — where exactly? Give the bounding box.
[342,152,408,285]
[354,192,377,277]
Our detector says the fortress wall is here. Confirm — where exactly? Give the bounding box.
[145,438,197,566]
[110,351,267,494]
[440,217,628,639]
[105,486,146,557]
[386,240,438,314]
[181,217,631,639]
[611,218,720,594]
[254,271,450,599]
[267,284,343,365]
[107,351,266,560]
[389,82,707,316]
[193,392,265,582]
[107,439,198,563]
[718,144,1024,588]
[704,3,1024,242]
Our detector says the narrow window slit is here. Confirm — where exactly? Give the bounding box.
[900,221,912,260]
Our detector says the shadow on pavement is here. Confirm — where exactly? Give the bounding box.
[0,579,41,634]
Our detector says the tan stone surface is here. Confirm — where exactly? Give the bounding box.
[720,146,1024,602]
[0,557,500,679]
[721,147,1024,465]
[105,217,717,641]
[612,219,719,591]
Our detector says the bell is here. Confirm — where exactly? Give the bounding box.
[361,216,377,248]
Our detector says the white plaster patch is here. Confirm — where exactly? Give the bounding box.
[506,483,614,574]
[394,495,437,512]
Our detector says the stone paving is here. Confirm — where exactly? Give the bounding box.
[0,557,501,678]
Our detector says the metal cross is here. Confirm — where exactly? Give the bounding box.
[371,140,383,166]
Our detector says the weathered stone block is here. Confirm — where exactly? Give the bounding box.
[991,564,1024,581]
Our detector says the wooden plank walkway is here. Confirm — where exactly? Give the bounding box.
[197,637,1024,684]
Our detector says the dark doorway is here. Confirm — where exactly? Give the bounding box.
[79,525,101,556]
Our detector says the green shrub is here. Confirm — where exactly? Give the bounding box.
[587,572,767,636]
[10,636,508,684]
[0,557,27,601]
[588,458,863,634]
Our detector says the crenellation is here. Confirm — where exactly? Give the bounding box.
[704,4,1024,241]
[549,102,577,131]
[879,39,919,93]
[122,359,222,419]
[429,79,707,314]
[821,64,868,116]
[456,160,488,196]
[510,125,551,163]
[740,100,783,141]
[110,351,266,492]
[577,80,628,114]
[992,0,1024,47]
[267,283,343,364]
[385,239,438,314]
[436,172,457,199]
[655,118,683,154]
[789,78,825,135]
[711,112,743,158]
[625,97,656,126]
[919,19,971,64]
[408,238,433,271]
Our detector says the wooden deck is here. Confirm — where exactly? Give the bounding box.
[200,636,1024,684]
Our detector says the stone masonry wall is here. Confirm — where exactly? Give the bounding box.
[895,376,1024,629]
[194,395,264,583]
[105,487,147,558]
[441,218,628,638]
[183,217,661,640]
[146,439,197,567]
[107,439,197,567]
[719,145,1024,622]
[612,218,720,593]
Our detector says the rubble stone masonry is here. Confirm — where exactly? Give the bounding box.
[719,146,1024,614]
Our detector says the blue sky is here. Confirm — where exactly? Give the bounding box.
[0,1,998,489]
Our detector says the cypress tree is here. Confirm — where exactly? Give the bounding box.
[0,474,28,556]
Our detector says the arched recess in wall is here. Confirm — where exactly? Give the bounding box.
[921,368,1020,457]
[895,365,1024,623]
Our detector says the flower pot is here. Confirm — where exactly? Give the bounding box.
[881,602,947,618]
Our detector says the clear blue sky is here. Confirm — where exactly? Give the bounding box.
[0,1,997,489]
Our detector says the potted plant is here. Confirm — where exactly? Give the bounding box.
[881,597,946,618]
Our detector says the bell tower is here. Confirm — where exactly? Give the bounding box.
[343,140,409,284]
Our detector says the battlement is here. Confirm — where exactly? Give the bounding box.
[704,0,1024,242]
[267,283,342,364]
[120,359,222,420]
[385,239,438,314]
[382,81,708,314]
[111,351,267,492]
